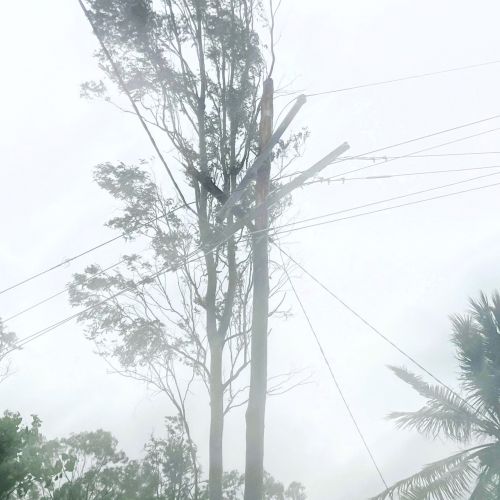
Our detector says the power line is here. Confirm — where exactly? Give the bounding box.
[277,246,480,416]
[305,58,500,97]
[266,171,500,239]
[0,235,124,297]
[4,211,250,353]
[275,118,500,191]
[2,254,135,324]
[346,115,500,160]
[272,182,500,236]
[279,249,388,490]
[7,267,170,353]
[0,203,194,297]
[344,151,500,160]
[313,165,500,183]
[279,164,500,185]
[325,125,500,182]
[277,151,500,180]
[264,115,500,233]
[3,0,272,297]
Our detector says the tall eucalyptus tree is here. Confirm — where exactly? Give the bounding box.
[71,2,305,499]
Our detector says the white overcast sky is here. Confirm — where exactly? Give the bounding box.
[1,1,500,498]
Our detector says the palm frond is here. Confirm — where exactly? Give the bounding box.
[491,292,500,330]
[469,465,498,499]
[389,407,477,443]
[370,447,484,500]
[376,293,500,500]
[389,366,436,400]
[388,367,497,441]
[477,441,500,469]
[452,296,500,422]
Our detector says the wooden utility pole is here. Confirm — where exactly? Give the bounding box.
[244,78,274,500]
[213,80,347,500]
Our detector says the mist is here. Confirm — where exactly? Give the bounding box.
[1,1,500,499]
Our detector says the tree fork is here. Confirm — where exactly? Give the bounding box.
[244,77,274,500]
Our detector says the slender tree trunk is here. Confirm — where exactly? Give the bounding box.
[208,337,224,500]
[197,56,224,499]
[203,187,225,500]
[205,239,224,500]
[244,78,274,500]
[193,7,225,494]
[205,237,224,500]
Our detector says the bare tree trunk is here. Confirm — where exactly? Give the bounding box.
[195,13,225,493]
[244,78,274,500]
[205,235,224,500]
[209,337,224,500]
[202,181,225,500]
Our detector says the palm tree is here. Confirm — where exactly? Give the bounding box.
[373,291,500,499]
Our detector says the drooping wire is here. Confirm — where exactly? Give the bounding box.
[277,246,481,416]
[278,248,389,490]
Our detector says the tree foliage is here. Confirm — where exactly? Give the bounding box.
[0,319,17,383]
[0,412,44,499]
[372,291,500,499]
[0,412,305,500]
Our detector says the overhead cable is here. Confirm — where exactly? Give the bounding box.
[279,248,388,489]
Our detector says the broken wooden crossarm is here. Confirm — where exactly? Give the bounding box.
[187,140,349,249]
[214,141,350,243]
[217,94,307,221]
[267,141,350,203]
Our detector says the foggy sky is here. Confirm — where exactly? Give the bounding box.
[1,1,500,498]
